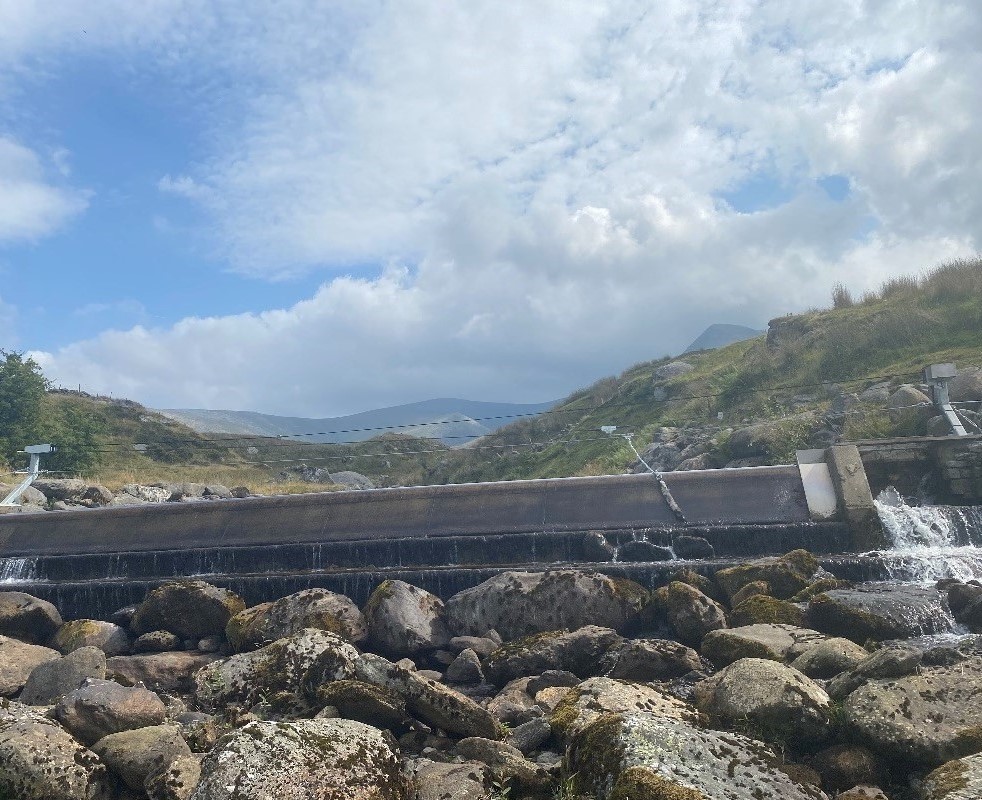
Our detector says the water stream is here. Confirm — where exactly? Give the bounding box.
[0,556,38,584]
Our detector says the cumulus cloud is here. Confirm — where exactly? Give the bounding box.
[17,1,982,413]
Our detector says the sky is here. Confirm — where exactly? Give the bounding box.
[1,1,980,417]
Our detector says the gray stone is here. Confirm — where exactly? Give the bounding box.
[132,581,245,640]
[52,619,130,656]
[135,630,183,653]
[582,531,615,561]
[0,701,116,800]
[20,646,106,705]
[598,637,702,681]
[484,625,623,686]
[108,652,221,693]
[445,570,648,641]
[922,752,982,799]
[791,638,869,679]
[445,648,484,684]
[695,658,832,747]
[655,360,695,380]
[454,737,549,792]
[616,540,674,562]
[808,586,953,642]
[315,679,407,728]
[672,534,715,559]
[363,580,450,657]
[665,580,727,647]
[507,717,551,755]
[226,588,366,651]
[0,590,63,643]
[715,551,819,601]
[55,678,168,746]
[190,718,409,799]
[0,634,60,696]
[32,477,87,501]
[145,754,201,800]
[407,759,488,800]
[92,724,192,791]
[448,636,498,659]
[701,623,828,667]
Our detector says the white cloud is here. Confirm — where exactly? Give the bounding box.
[0,294,17,348]
[14,1,982,413]
[0,138,88,244]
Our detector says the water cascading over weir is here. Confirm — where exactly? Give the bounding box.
[0,442,976,620]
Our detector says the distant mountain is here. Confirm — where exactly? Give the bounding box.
[683,323,764,353]
[157,398,559,446]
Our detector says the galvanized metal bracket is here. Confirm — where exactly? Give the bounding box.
[1,444,55,507]
[924,363,969,437]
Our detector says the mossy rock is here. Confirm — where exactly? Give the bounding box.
[715,550,818,601]
[316,680,407,728]
[790,579,851,603]
[729,595,805,627]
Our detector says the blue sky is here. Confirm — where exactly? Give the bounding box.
[2,1,979,416]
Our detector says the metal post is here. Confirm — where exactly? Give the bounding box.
[0,444,55,507]
[924,364,968,437]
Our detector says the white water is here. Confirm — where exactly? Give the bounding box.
[0,556,39,584]
[874,487,982,583]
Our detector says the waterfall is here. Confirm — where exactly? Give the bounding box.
[875,487,982,583]
[0,556,39,584]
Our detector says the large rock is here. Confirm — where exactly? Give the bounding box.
[483,625,622,686]
[20,646,106,705]
[790,638,869,679]
[55,679,168,745]
[132,581,245,639]
[665,580,727,646]
[51,619,130,656]
[454,737,549,793]
[715,550,819,601]
[566,712,829,800]
[190,718,410,799]
[550,676,696,742]
[695,658,832,747]
[32,477,87,501]
[363,580,450,657]
[729,595,806,627]
[355,652,500,739]
[444,570,648,641]
[315,680,407,728]
[196,628,359,709]
[146,754,201,800]
[950,369,982,403]
[407,759,488,800]
[922,752,982,799]
[92,724,192,791]
[108,651,222,693]
[0,634,60,695]
[226,588,366,651]
[844,655,982,766]
[597,637,702,681]
[701,624,829,667]
[0,590,63,643]
[808,586,954,642]
[0,701,116,800]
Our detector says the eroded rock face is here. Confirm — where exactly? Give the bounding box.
[566,712,829,800]
[922,752,982,800]
[0,634,60,696]
[0,700,116,800]
[444,570,648,641]
[362,580,450,658]
[190,718,410,800]
[808,586,954,643]
[844,655,982,766]
[51,619,130,656]
[550,676,696,742]
[131,581,245,640]
[226,588,366,651]
[701,624,828,667]
[695,658,832,747]
[0,590,63,643]
[483,625,623,686]
[55,679,168,746]
[195,629,360,709]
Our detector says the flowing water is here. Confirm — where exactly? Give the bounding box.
[0,556,38,584]
[874,486,982,583]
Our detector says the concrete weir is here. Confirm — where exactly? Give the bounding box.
[0,458,864,619]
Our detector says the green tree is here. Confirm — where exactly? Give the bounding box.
[0,351,48,467]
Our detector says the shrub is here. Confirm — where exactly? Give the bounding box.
[831,282,854,309]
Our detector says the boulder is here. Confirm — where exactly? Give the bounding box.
[715,550,819,601]
[483,625,622,685]
[135,630,183,653]
[226,588,366,651]
[92,724,192,791]
[695,658,832,747]
[730,580,771,608]
[51,619,130,656]
[0,590,63,643]
[20,645,107,705]
[566,712,829,800]
[729,595,806,627]
[550,676,696,742]
[582,531,615,561]
[507,717,551,755]
[145,754,201,800]
[0,634,60,695]
[132,581,245,640]
[444,570,648,641]
[922,752,982,800]
[950,369,982,403]
[616,540,674,562]
[790,638,869,679]
[811,745,883,794]
[655,360,694,379]
[888,385,934,427]
[665,580,727,646]
[55,679,168,745]
[108,652,221,693]
[190,718,409,799]
[844,655,982,766]
[407,759,488,800]
[315,680,407,728]
[445,648,484,684]
[195,629,359,710]
[808,586,953,642]
[0,701,116,800]
[597,638,702,681]
[672,534,716,560]
[700,623,827,667]
[362,580,450,657]
[328,471,376,490]
[32,477,87,501]
[486,678,537,725]
[448,636,499,659]
[355,652,500,739]
[454,737,550,792]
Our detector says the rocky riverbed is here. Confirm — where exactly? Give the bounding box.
[2,554,982,799]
